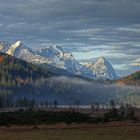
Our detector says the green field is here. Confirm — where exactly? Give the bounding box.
[0,126,140,140]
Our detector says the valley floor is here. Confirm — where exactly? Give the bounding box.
[0,124,140,140]
[0,107,140,140]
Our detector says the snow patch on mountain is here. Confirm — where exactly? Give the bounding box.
[37,45,94,78]
[6,41,22,56]
[5,41,50,64]
[85,57,117,80]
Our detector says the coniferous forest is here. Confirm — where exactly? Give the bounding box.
[0,52,140,107]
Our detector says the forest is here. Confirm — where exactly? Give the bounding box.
[0,52,140,106]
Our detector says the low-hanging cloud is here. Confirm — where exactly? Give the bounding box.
[38,76,140,105]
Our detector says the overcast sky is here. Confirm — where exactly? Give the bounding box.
[0,0,140,76]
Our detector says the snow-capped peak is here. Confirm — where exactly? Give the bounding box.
[38,45,64,58]
[63,53,73,60]
[85,56,117,80]
[13,40,22,46]
[94,56,111,68]
[94,57,117,80]
[6,40,23,56]
[96,56,106,63]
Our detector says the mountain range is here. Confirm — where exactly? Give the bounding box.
[0,52,115,104]
[0,40,117,80]
[0,46,140,105]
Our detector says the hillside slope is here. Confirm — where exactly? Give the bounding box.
[0,52,53,87]
[116,70,140,86]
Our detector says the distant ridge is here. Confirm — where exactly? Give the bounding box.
[0,40,117,80]
[116,70,140,85]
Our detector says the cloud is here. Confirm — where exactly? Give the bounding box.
[0,0,140,76]
[4,0,139,19]
[45,76,140,104]
[118,27,140,33]
[130,58,140,66]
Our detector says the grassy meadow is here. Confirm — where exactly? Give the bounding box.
[0,125,140,140]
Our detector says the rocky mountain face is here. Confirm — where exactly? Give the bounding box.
[37,46,94,78]
[84,57,117,80]
[0,40,117,80]
[4,41,50,64]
